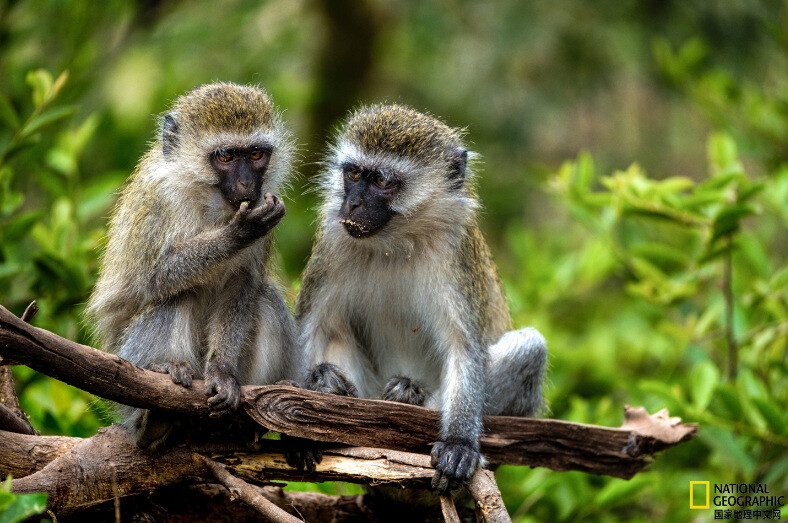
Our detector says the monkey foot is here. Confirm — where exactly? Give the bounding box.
[304,362,358,397]
[381,376,428,406]
[150,361,195,387]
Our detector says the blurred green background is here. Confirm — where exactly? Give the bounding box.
[0,0,785,520]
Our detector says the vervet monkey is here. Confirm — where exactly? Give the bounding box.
[295,104,548,492]
[87,82,299,449]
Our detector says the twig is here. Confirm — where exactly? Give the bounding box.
[723,235,738,380]
[197,454,302,523]
[0,403,35,435]
[440,494,461,523]
[466,469,511,523]
[21,301,39,323]
[0,302,39,435]
[111,462,121,523]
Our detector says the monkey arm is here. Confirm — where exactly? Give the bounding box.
[202,271,264,414]
[146,227,244,303]
[146,195,283,304]
[431,333,487,492]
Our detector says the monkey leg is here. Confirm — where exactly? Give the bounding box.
[484,327,548,417]
[381,376,428,406]
[241,282,299,386]
[116,300,201,449]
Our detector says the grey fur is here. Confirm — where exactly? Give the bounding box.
[296,104,548,494]
[87,83,299,449]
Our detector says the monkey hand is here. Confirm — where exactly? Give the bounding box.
[203,361,241,417]
[430,438,482,493]
[230,193,286,245]
[284,363,358,472]
[150,361,195,387]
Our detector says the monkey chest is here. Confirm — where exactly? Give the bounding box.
[348,271,443,389]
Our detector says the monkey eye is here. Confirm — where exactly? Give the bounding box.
[347,170,361,181]
[249,148,265,161]
[216,149,234,163]
[375,175,390,188]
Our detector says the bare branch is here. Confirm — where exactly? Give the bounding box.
[198,454,303,523]
[467,469,511,523]
[0,302,39,435]
[0,403,36,435]
[440,495,461,523]
[21,301,39,323]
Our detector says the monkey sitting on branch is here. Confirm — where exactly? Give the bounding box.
[87,82,300,450]
[293,104,548,495]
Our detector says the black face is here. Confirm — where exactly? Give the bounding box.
[210,145,272,208]
[338,162,401,238]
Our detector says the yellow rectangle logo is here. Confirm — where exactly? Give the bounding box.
[690,481,710,509]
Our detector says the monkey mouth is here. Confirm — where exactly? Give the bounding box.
[340,219,373,238]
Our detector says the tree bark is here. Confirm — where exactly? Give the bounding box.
[0,303,699,519]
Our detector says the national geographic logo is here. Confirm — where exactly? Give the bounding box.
[690,482,784,520]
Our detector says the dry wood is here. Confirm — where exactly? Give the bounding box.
[4,425,440,512]
[243,387,697,479]
[440,494,461,523]
[198,454,302,523]
[0,430,80,478]
[0,403,35,435]
[0,305,211,414]
[0,301,699,520]
[0,302,38,435]
[467,469,511,523]
[0,303,697,478]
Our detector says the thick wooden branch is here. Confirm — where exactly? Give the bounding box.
[0,305,210,414]
[5,425,439,513]
[0,303,697,482]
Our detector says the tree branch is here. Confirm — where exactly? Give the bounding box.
[0,301,38,435]
[0,304,697,480]
[197,454,302,523]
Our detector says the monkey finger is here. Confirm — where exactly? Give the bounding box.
[431,470,450,493]
[285,449,305,471]
[455,450,478,482]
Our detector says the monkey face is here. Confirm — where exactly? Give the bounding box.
[210,145,272,209]
[338,163,400,238]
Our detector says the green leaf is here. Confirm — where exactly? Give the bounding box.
[1,211,44,242]
[594,477,649,508]
[0,96,20,130]
[699,426,756,476]
[752,397,786,436]
[20,106,76,138]
[711,203,758,243]
[707,132,739,173]
[0,492,48,523]
[690,360,720,410]
[25,69,53,108]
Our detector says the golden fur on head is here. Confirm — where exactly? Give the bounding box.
[342,104,465,166]
[171,82,275,135]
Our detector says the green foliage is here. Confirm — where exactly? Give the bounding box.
[0,479,48,523]
[0,69,115,437]
[0,2,785,520]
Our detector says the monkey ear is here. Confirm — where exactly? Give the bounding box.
[447,147,468,190]
[162,113,179,157]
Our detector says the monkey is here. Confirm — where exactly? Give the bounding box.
[86,82,299,449]
[292,104,548,495]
